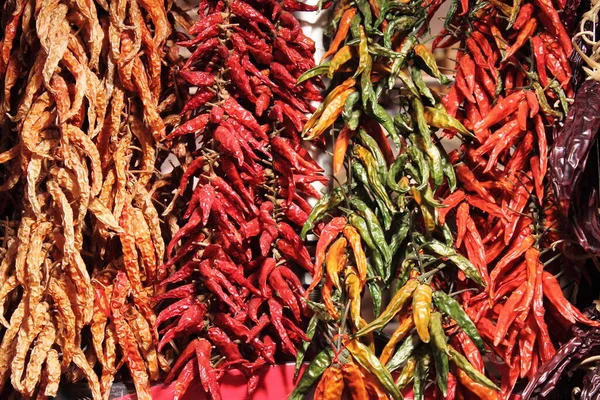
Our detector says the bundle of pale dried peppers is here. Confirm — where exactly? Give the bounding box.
[0,0,188,398]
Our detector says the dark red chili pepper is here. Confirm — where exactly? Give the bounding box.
[267,298,297,356]
[268,268,301,321]
[207,327,245,362]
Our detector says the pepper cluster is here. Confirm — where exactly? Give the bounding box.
[155,0,324,398]
[290,0,497,398]
[435,0,600,396]
[0,0,185,398]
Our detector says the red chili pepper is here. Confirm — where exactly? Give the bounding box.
[195,338,222,399]
[155,297,199,329]
[474,92,526,133]
[268,268,301,321]
[158,304,207,351]
[306,216,347,295]
[512,4,534,30]
[222,97,268,140]
[438,190,466,225]
[455,164,496,203]
[267,298,298,355]
[246,314,270,342]
[455,68,476,103]
[258,258,277,298]
[456,203,470,249]
[533,0,572,55]
[503,18,538,61]
[459,54,476,96]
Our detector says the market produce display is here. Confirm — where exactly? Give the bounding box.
[1,0,600,398]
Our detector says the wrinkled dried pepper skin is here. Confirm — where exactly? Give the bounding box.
[0,0,178,397]
[155,0,323,398]
[435,0,594,395]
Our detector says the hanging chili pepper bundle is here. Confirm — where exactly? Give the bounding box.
[0,0,186,398]
[293,0,493,398]
[436,0,600,396]
[157,0,324,398]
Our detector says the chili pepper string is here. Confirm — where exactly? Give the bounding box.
[0,0,186,398]
[155,0,325,398]
[294,0,498,398]
[437,0,600,397]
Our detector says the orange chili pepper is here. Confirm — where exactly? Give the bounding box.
[314,365,344,400]
[333,126,353,175]
[379,314,415,365]
[343,225,368,286]
[325,237,347,290]
[320,8,356,62]
[412,284,433,343]
[456,369,499,400]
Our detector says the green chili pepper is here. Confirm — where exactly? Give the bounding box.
[386,332,421,372]
[298,62,331,84]
[394,113,414,134]
[444,0,458,30]
[387,154,408,193]
[415,135,443,188]
[367,278,383,316]
[355,0,373,31]
[370,102,401,149]
[355,26,369,78]
[413,351,432,400]
[383,16,418,48]
[407,145,430,190]
[351,162,392,230]
[548,80,569,115]
[348,110,361,130]
[389,211,411,256]
[354,145,395,212]
[429,311,449,396]
[395,356,416,389]
[358,129,387,180]
[305,299,334,321]
[361,54,376,108]
[347,339,402,399]
[410,65,436,106]
[389,34,418,90]
[391,259,413,297]
[294,314,319,380]
[441,223,454,247]
[288,348,333,400]
[350,13,362,40]
[532,81,562,118]
[423,106,472,137]
[368,43,405,58]
[411,97,432,146]
[433,291,485,351]
[350,198,391,266]
[357,279,419,336]
[397,70,420,98]
[448,346,500,390]
[328,46,353,78]
[301,185,351,239]
[414,44,451,84]
[440,151,457,192]
[419,237,485,286]
[343,91,360,121]
[422,184,443,208]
